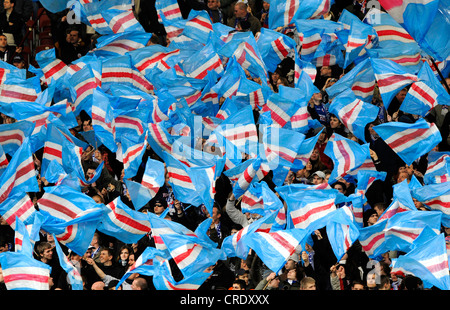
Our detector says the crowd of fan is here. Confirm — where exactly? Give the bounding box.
[1,0,450,291]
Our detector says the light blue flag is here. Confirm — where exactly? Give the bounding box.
[245,228,308,273]
[53,238,84,290]
[324,133,371,184]
[400,62,450,117]
[256,27,297,73]
[93,31,152,58]
[325,58,375,102]
[0,251,52,290]
[373,118,442,166]
[329,89,379,142]
[0,137,39,205]
[116,246,168,289]
[358,219,388,260]
[411,181,450,227]
[0,120,35,155]
[160,233,224,279]
[371,57,419,110]
[182,10,213,45]
[153,259,212,290]
[91,88,118,152]
[384,210,442,253]
[391,233,450,290]
[97,197,151,244]
[326,206,360,261]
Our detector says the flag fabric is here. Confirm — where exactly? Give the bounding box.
[0,137,38,205]
[182,10,213,45]
[155,0,183,22]
[378,180,417,222]
[378,0,449,61]
[391,233,450,290]
[141,158,166,198]
[153,259,212,290]
[181,41,223,80]
[116,246,168,289]
[324,133,371,184]
[384,210,442,253]
[224,157,261,199]
[326,206,360,261]
[0,251,51,290]
[328,89,379,143]
[373,118,442,166]
[13,216,34,256]
[119,132,148,179]
[162,151,203,207]
[97,197,151,244]
[423,151,450,184]
[411,181,450,227]
[358,219,388,259]
[35,48,68,85]
[0,193,36,230]
[91,88,117,152]
[93,31,152,58]
[244,228,308,273]
[0,144,8,176]
[325,58,376,102]
[355,170,387,198]
[159,233,223,278]
[400,62,450,117]
[53,239,84,290]
[268,0,299,29]
[371,58,419,109]
[0,120,35,156]
[221,211,279,260]
[257,27,297,73]
[68,64,99,116]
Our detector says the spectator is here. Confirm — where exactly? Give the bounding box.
[206,0,227,24]
[300,277,317,290]
[0,0,23,46]
[227,1,261,35]
[0,33,19,63]
[56,26,88,64]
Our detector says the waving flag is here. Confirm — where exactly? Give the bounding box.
[298,28,324,62]
[373,118,441,166]
[93,31,151,58]
[68,64,99,116]
[0,144,7,176]
[379,180,417,222]
[153,259,212,290]
[378,0,449,61]
[282,188,337,232]
[141,158,165,198]
[0,193,36,230]
[181,41,223,80]
[147,211,198,252]
[268,0,299,29]
[356,170,387,198]
[261,93,299,129]
[0,137,38,204]
[384,210,442,253]
[400,62,450,117]
[155,0,182,22]
[329,89,379,143]
[331,64,376,106]
[245,228,308,273]
[222,211,278,260]
[35,48,67,85]
[411,181,450,226]
[91,88,117,152]
[53,239,83,290]
[342,18,377,68]
[224,157,261,199]
[13,216,34,255]
[163,152,203,206]
[182,10,213,45]
[118,132,148,180]
[326,206,360,261]
[128,44,180,74]
[0,120,34,156]
[391,233,450,290]
[116,246,168,289]
[371,58,419,109]
[324,133,371,184]
[241,181,283,216]
[208,105,258,155]
[358,219,388,259]
[0,251,51,290]
[114,109,148,139]
[257,27,297,73]
[160,233,223,278]
[423,151,450,184]
[97,196,151,244]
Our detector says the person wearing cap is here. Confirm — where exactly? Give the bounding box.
[11,53,23,68]
[363,208,379,227]
[311,171,326,185]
